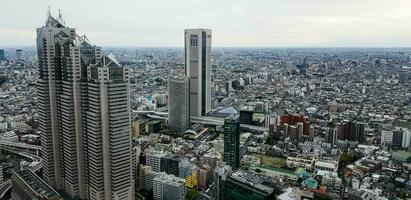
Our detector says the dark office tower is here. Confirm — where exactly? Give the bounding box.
[184,29,212,117]
[355,122,366,143]
[0,49,4,60]
[16,49,23,60]
[337,121,357,141]
[87,55,134,199]
[160,155,180,177]
[168,75,190,132]
[392,130,403,147]
[224,114,240,170]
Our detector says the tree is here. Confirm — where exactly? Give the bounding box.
[266,133,276,145]
[338,151,362,175]
[0,76,7,86]
[186,188,199,200]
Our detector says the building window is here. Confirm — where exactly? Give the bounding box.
[190,38,198,47]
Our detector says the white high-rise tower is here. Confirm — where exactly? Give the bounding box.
[184,29,212,117]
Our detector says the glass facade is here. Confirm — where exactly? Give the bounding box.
[224,115,240,169]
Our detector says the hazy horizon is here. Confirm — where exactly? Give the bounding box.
[1,0,411,48]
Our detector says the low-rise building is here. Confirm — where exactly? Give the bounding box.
[153,173,186,200]
[286,154,315,170]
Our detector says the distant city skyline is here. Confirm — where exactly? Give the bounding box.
[1,0,411,47]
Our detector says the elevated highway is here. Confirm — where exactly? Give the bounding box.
[0,140,41,155]
[0,142,42,199]
[134,110,269,132]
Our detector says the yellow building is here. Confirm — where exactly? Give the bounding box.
[132,121,141,137]
[186,172,198,189]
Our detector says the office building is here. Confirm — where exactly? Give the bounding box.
[401,129,411,148]
[179,158,196,178]
[214,164,232,200]
[279,114,310,137]
[86,54,134,199]
[37,11,77,193]
[11,170,63,200]
[337,121,357,141]
[325,128,338,146]
[143,167,163,191]
[36,11,133,199]
[160,155,180,177]
[355,122,366,143]
[184,29,212,117]
[168,76,190,132]
[153,173,186,200]
[0,49,4,60]
[392,130,403,147]
[16,49,23,60]
[198,166,211,190]
[223,114,240,170]
[146,149,168,172]
[381,130,393,146]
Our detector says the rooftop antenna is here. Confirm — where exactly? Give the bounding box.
[47,6,51,17]
[82,34,89,41]
[58,9,62,19]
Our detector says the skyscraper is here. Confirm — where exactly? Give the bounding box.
[355,122,366,143]
[168,75,190,132]
[16,49,23,60]
[37,11,133,199]
[86,55,134,199]
[0,49,5,60]
[36,11,76,192]
[325,128,338,146]
[223,114,240,170]
[184,29,212,117]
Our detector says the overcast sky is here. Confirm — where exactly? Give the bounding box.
[1,0,411,47]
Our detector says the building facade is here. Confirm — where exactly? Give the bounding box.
[184,29,212,117]
[223,114,240,170]
[153,173,186,200]
[37,12,77,193]
[168,76,190,132]
[36,12,133,200]
[86,55,134,200]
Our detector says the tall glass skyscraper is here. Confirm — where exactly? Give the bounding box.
[184,29,212,117]
[36,11,133,200]
[223,114,240,170]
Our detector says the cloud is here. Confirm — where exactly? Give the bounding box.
[0,0,410,47]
